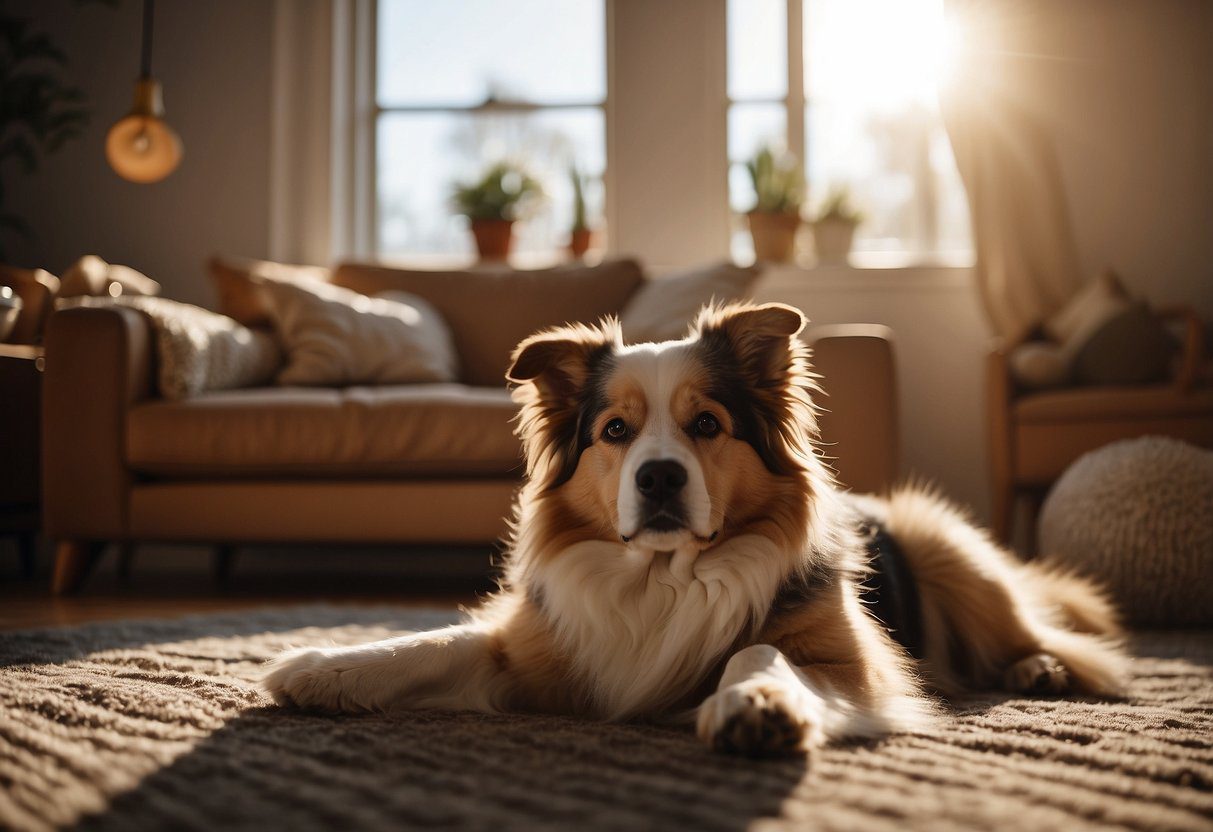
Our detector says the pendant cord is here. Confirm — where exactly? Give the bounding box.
[138,0,154,79]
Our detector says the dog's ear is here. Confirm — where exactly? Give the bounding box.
[694,302,805,383]
[508,318,620,488]
[507,319,619,394]
[694,302,817,476]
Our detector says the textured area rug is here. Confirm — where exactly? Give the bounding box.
[0,606,1210,832]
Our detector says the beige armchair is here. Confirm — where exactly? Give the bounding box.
[987,306,1213,545]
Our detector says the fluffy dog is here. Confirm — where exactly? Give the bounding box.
[264,302,1127,756]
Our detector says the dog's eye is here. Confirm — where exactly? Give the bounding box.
[603,418,629,442]
[695,412,721,438]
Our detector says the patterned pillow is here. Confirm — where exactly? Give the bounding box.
[58,296,282,400]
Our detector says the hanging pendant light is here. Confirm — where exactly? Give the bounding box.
[105,0,182,183]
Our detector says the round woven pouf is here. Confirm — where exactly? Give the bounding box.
[1038,436,1213,626]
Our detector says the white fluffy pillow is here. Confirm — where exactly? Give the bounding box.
[255,276,459,386]
[621,261,762,343]
[58,295,282,400]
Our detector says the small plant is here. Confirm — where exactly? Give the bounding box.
[813,186,864,225]
[451,161,543,222]
[745,146,803,215]
[569,164,588,232]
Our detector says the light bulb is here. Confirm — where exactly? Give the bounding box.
[106,78,182,184]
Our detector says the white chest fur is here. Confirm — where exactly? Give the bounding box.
[533,534,791,720]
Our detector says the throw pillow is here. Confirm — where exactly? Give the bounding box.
[620,261,762,343]
[58,296,282,400]
[255,276,459,386]
[1071,301,1177,386]
[209,255,331,328]
[59,255,161,298]
[1043,270,1130,345]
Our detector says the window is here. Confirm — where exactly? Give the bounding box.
[727,0,971,263]
[375,0,606,261]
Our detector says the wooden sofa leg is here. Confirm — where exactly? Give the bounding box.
[52,541,103,595]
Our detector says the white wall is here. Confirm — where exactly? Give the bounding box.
[4,0,275,307]
[609,0,731,270]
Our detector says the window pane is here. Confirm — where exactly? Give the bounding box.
[378,0,605,107]
[728,102,787,166]
[727,0,787,101]
[728,102,787,216]
[804,0,971,255]
[377,109,606,257]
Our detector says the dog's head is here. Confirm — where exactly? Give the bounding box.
[508,302,821,554]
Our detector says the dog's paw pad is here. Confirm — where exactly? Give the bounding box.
[699,684,819,758]
[1005,653,1070,695]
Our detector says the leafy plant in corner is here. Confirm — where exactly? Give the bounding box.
[745,146,803,215]
[0,2,103,260]
[451,161,543,223]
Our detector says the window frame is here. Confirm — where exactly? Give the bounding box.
[363,0,611,263]
[727,0,963,261]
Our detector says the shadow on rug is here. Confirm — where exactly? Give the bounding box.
[0,606,1210,831]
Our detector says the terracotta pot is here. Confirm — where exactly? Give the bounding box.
[568,228,593,259]
[747,211,800,263]
[470,219,514,261]
[811,218,858,265]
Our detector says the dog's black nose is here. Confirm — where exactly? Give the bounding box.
[636,459,687,502]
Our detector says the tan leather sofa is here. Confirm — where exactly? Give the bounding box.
[42,261,899,592]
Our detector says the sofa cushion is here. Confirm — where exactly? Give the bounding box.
[209,256,332,328]
[332,259,644,386]
[1015,384,1213,423]
[126,384,522,478]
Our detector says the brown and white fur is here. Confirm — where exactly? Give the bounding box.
[264,302,1128,756]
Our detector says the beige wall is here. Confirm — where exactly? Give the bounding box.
[1017,0,1213,317]
[5,0,275,307]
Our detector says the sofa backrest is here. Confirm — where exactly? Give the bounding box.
[332,259,644,386]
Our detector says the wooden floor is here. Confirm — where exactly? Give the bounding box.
[0,539,489,631]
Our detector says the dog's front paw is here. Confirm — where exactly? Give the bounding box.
[262,648,354,712]
[697,679,822,757]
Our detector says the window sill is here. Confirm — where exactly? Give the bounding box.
[755,256,975,293]
[367,251,606,271]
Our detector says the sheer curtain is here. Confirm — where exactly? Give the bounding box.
[941,0,1082,340]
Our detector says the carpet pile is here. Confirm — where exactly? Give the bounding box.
[0,606,1210,831]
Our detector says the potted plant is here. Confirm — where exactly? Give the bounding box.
[744,146,804,263]
[568,164,593,258]
[810,186,863,265]
[452,161,542,260]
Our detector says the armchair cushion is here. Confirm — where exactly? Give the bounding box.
[1015,384,1213,423]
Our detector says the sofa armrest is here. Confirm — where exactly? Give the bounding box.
[42,306,154,540]
[804,324,898,494]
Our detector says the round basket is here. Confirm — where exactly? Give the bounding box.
[1038,436,1213,627]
